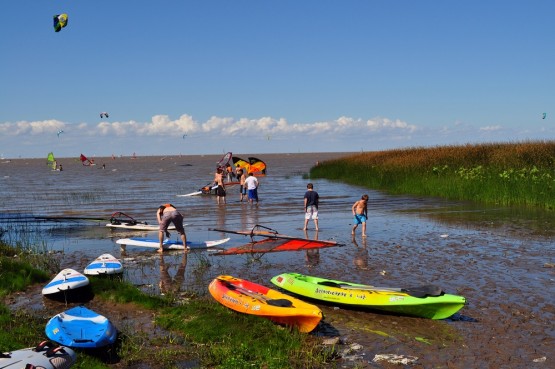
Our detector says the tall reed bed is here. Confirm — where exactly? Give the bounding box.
[0,222,60,274]
[311,141,555,209]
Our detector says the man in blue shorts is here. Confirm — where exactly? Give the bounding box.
[244,172,259,204]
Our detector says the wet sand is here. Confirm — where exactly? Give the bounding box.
[1,153,554,368]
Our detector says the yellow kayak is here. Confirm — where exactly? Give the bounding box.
[208,275,323,333]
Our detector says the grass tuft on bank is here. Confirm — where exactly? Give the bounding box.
[311,141,555,209]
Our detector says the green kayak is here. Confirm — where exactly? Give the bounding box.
[271,272,466,320]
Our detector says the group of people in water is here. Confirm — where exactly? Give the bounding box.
[212,164,259,205]
[153,182,369,298]
[156,166,369,253]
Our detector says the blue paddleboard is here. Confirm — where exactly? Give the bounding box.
[45,306,117,348]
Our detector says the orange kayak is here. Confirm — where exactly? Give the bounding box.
[208,275,323,333]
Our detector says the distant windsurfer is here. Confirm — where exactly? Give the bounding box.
[157,204,187,253]
[351,194,369,237]
[214,168,226,204]
[303,183,319,230]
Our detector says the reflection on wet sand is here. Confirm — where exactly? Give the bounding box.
[304,230,320,267]
[159,253,188,296]
[352,236,369,270]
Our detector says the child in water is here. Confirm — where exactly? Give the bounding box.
[351,194,369,237]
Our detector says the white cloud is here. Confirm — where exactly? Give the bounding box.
[479,125,502,132]
[79,115,419,138]
[0,120,65,135]
[4,114,551,159]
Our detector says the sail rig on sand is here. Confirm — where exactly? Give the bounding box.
[209,224,342,256]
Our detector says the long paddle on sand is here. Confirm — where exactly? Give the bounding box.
[216,278,293,307]
[318,281,444,298]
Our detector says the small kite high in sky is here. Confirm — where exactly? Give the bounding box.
[542,112,546,119]
[100,112,109,118]
[53,14,68,32]
[57,130,64,138]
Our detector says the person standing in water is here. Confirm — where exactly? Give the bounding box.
[351,194,369,237]
[157,204,187,253]
[303,183,319,230]
[237,168,247,202]
[213,167,226,204]
[244,172,259,204]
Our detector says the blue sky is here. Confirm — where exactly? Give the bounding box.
[1,1,553,159]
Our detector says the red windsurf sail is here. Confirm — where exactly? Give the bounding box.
[209,225,341,256]
[80,154,95,166]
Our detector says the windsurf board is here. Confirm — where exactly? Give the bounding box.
[0,342,76,369]
[116,237,230,250]
[84,253,123,275]
[177,184,218,197]
[105,223,177,231]
[42,268,90,295]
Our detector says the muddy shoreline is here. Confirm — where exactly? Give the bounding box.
[2,153,554,368]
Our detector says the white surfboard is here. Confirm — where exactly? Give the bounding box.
[116,237,230,250]
[42,268,90,295]
[106,223,177,231]
[177,185,218,197]
[0,343,76,369]
[84,253,123,275]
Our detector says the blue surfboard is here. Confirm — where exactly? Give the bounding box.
[46,306,117,348]
[42,268,90,295]
[84,253,123,275]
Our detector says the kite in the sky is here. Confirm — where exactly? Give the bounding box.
[53,14,68,32]
[57,130,64,138]
[100,112,109,118]
[542,113,546,119]
[182,134,187,139]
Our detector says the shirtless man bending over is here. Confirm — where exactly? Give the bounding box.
[157,204,187,253]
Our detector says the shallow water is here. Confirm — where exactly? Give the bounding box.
[1,153,554,368]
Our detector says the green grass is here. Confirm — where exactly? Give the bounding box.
[0,258,50,298]
[0,237,335,368]
[157,299,332,368]
[311,141,555,209]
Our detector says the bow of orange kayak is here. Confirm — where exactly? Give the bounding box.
[209,275,323,333]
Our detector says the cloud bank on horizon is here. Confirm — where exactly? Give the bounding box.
[1,113,552,158]
[1,114,416,138]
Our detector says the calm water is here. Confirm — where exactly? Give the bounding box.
[1,153,554,367]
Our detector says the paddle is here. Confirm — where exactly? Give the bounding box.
[317,281,444,298]
[216,278,293,307]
